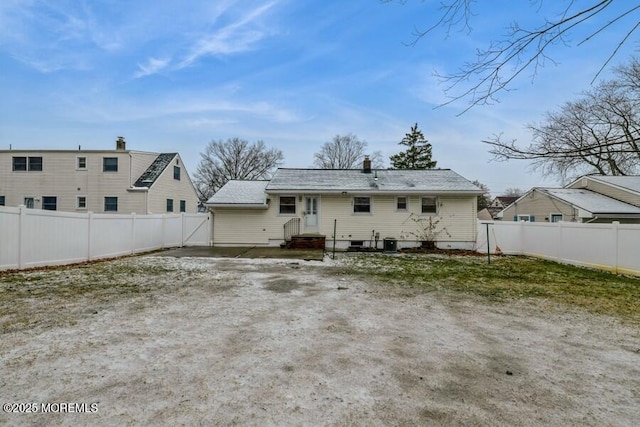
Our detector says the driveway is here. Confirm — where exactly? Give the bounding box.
[1,255,638,426]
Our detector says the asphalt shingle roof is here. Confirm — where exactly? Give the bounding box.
[207,180,269,205]
[587,175,640,194]
[134,153,177,188]
[542,188,640,214]
[265,168,481,193]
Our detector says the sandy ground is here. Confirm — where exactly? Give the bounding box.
[1,255,639,426]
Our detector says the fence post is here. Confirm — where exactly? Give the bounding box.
[556,220,563,262]
[131,212,137,254]
[181,213,185,248]
[612,221,620,274]
[88,211,94,261]
[18,206,26,269]
[161,214,166,249]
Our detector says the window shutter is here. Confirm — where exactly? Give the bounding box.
[530,215,535,222]
[513,215,518,221]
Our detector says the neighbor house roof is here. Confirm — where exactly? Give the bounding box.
[584,175,640,195]
[265,168,482,194]
[206,180,269,208]
[540,188,640,216]
[133,153,177,188]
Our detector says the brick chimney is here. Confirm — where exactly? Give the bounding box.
[116,136,126,150]
[362,155,371,173]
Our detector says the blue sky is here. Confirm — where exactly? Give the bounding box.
[1,0,637,195]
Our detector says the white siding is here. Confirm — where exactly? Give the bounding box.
[0,150,197,214]
[147,155,199,214]
[211,193,478,248]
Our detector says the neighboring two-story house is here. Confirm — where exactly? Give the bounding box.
[0,137,199,214]
[206,159,483,250]
[498,175,640,223]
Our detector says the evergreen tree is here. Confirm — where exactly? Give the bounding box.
[389,123,437,169]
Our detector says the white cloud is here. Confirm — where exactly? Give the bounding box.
[179,1,277,67]
[134,57,170,78]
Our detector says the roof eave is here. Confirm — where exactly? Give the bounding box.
[206,203,269,210]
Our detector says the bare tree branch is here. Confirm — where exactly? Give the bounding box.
[194,138,284,200]
[483,58,640,183]
[383,0,640,112]
[313,134,385,169]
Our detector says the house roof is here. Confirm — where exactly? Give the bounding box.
[206,180,269,207]
[585,175,640,195]
[265,168,482,194]
[133,153,177,188]
[540,188,640,215]
[495,196,519,206]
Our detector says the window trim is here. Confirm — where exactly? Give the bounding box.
[420,196,438,215]
[42,196,57,211]
[166,198,174,213]
[550,213,563,223]
[353,196,372,214]
[173,165,181,180]
[104,196,118,212]
[103,157,118,172]
[278,195,297,215]
[76,196,87,210]
[76,156,87,170]
[516,214,531,222]
[396,196,408,211]
[0,195,5,206]
[12,156,27,171]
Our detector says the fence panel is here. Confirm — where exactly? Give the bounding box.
[0,207,21,269]
[480,220,640,276]
[22,210,89,268]
[0,207,211,270]
[183,213,211,246]
[134,215,165,253]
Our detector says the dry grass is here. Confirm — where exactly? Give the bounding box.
[342,253,640,322]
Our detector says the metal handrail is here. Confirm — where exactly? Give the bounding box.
[283,217,300,241]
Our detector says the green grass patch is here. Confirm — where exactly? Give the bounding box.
[343,253,640,321]
[0,259,177,333]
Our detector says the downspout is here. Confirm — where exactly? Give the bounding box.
[584,216,599,223]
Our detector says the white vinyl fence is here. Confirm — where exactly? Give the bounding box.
[477,220,640,276]
[0,206,211,271]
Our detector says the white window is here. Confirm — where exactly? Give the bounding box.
[517,215,531,222]
[353,196,371,213]
[77,196,87,209]
[77,156,87,170]
[421,196,437,214]
[396,196,408,211]
[279,196,296,214]
[550,213,563,223]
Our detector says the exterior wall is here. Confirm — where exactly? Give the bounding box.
[0,150,143,213]
[317,194,477,248]
[569,177,640,207]
[211,193,479,249]
[0,150,197,214]
[211,201,291,246]
[147,155,199,214]
[500,190,577,222]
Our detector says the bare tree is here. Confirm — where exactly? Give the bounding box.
[313,134,384,169]
[194,138,284,200]
[383,0,640,112]
[484,58,640,183]
[502,188,524,197]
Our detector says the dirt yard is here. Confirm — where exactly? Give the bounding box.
[1,255,639,426]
